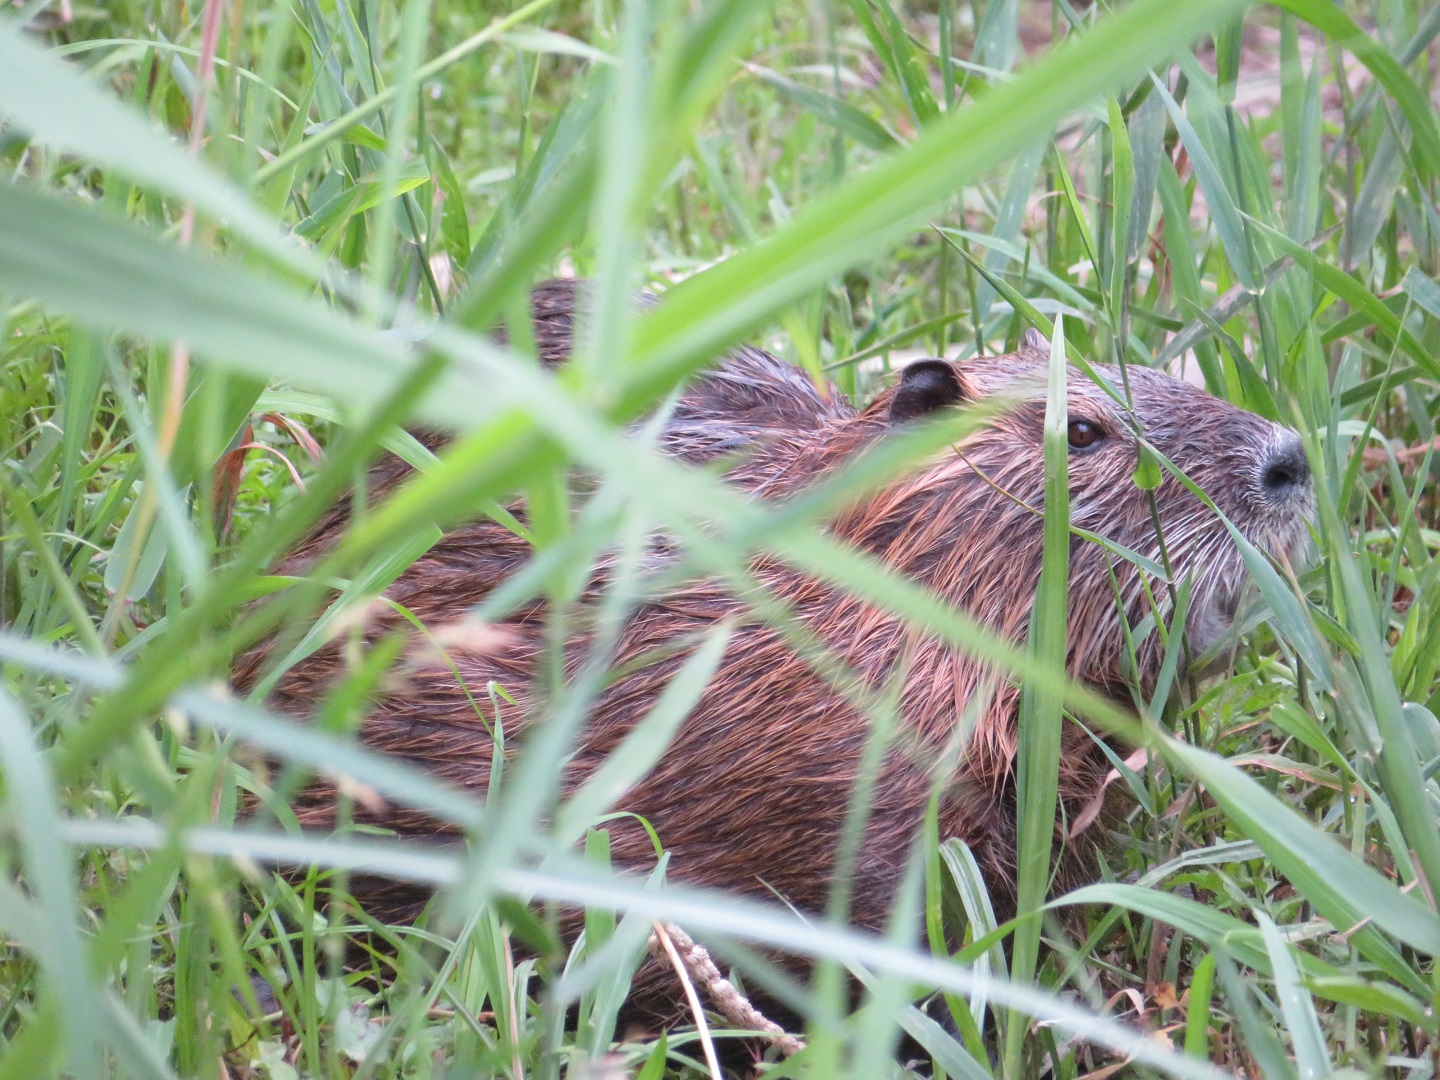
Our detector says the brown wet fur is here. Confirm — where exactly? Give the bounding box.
[234,279,1312,1031]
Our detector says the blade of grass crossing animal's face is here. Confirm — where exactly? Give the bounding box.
[1139,437,1332,689]
[346,328,1146,749]
[1004,318,1072,1076]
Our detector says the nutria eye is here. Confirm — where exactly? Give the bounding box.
[1067,419,1103,450]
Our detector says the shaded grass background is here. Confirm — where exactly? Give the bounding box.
[1,0,1439,1076]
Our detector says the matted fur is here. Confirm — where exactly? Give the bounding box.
[234,280,1312,1017]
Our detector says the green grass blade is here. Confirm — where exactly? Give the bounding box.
[1004,318,1071,1075]
[621,0,1252,403]
[0,689,101,1079]
[742,62,900,151]
[1162,736,1440,963]
[1148,71,1256,290]
[0,25,322,278]
[553,620,733,843]
[1268,0,1440,176]
[1256,912,1332,1079]
[65,817,1235,1080]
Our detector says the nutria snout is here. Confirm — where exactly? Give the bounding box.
[234,279,1312,1019]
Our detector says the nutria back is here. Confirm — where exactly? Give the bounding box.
[235,280,1312,1017]
[270,278,851,573]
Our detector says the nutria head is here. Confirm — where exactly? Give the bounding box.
[827,346,1312,706]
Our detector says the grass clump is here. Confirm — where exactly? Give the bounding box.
[1,0,1439,1077]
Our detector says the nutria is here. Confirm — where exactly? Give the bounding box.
[234,279,1312,1021]
[275,277,852,569]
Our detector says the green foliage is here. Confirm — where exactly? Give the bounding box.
[2,0,1439,1077]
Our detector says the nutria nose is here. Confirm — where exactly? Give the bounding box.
[1260,432,1310,500]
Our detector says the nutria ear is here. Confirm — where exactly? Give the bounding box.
[1021,327,1048,353]
[889,359,966,424]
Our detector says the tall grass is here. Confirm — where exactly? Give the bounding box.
[1,0,1438,1077]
